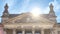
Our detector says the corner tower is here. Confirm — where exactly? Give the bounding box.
[1,3,9,23]
[2,3,9,17]
[49,3,57,23]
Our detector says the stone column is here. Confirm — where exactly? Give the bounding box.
[49,29,53,34]
[32,26,35,34]
[22,29,25,34]
[41,29,44,34]
[54,29,57,34]
[51,31,54,34]
[50,28,57,34]
[4,31,7,34]
[32,30,35,34]
[51,29,54,34]
[13,29,16,34]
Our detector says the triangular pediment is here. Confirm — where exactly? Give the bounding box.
[6,12,55,25]
[3,13,55,29]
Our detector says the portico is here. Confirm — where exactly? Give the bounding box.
[4,27,53,34]
[3,23,54,34]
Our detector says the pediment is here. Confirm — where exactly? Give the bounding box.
[6,13,55,25]
[3,13,55,29]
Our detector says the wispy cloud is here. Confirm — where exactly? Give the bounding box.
[20,0,30,13]
[40,6,49,14]
[3,0,15,7]
[57,16,60,22]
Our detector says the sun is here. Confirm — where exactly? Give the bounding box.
[30,7,41,17]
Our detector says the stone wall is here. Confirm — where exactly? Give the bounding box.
[0,23,4,34]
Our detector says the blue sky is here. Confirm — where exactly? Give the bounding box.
[0,0,60,23]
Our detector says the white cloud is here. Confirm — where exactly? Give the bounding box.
[4,0,15,6]
[21,0,30,9]
[41,7,49,14]
[57,16,60,22]
[54,0,60,10]
[19,0,31,13]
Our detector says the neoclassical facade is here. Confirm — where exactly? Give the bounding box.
[1,3,60,34]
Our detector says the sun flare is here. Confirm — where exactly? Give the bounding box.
[30,7,41,17]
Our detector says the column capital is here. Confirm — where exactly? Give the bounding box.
[41,28,44,30]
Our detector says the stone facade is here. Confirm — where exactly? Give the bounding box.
[0,3,60,34]
[0,23,4,34]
